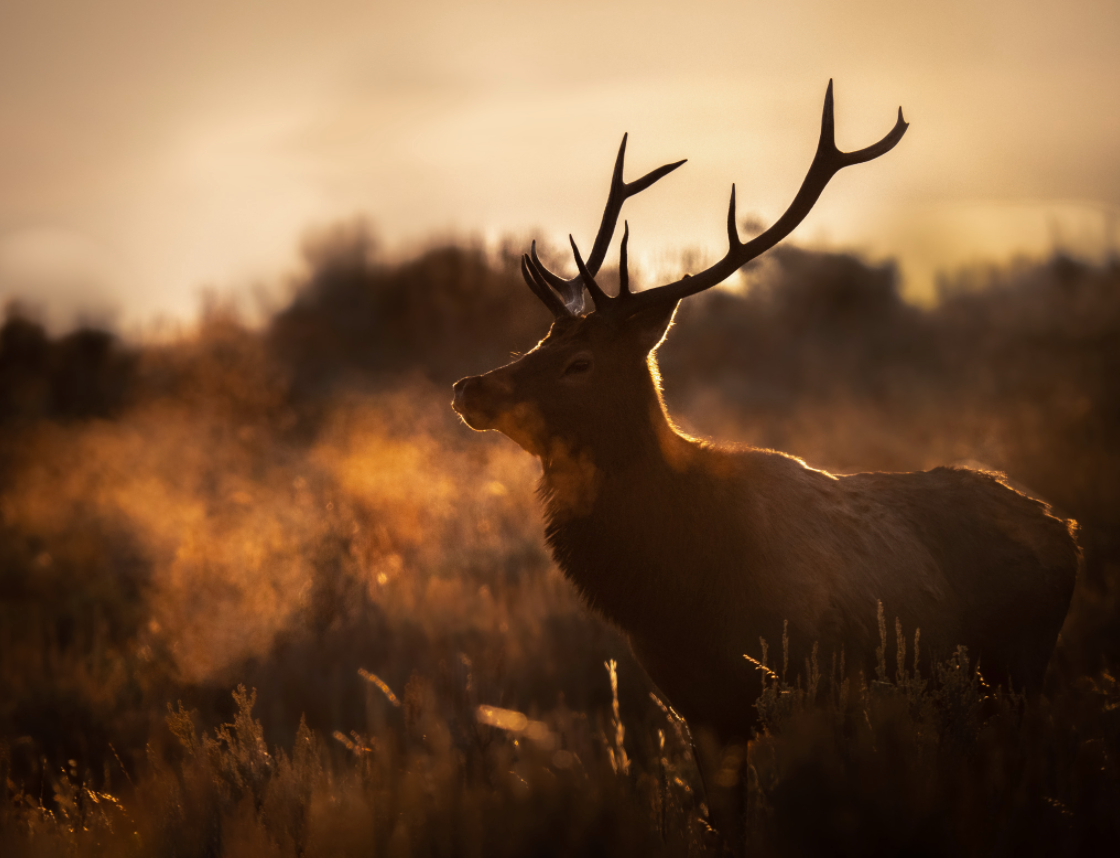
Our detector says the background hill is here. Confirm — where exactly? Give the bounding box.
[2,231,1118,855]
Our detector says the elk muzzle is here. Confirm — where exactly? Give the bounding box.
[453,372,522,431]
[452,375,497,430]
[452,372,548,456]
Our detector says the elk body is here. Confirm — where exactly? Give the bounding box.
[452,83,1079,745]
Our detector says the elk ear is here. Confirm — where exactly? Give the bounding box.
[623,300,679,354]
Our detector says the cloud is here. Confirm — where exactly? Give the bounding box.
[1,0,1117,326]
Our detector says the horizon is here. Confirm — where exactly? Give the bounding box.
[1,0,1118,333]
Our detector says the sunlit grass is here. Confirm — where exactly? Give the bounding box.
[4,614,1117,856]
[2,241,1119,855]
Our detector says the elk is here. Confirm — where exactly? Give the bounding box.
[452,82,1079,749]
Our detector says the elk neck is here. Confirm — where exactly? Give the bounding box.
[537,354,750,632]
[538,352,695,508]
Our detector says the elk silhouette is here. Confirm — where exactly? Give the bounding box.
[453,83,1078,749]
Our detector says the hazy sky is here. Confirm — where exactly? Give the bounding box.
[1,0,1117,332]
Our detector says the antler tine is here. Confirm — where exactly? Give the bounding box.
[726,184,741,251]
[528,239,578,295]
[521,254,575,318]
[569,236,610,309]
[619,222,631,297]
[529,241,584,312]
[611,80,908,319]
[527,135,686,310]
[589,139,687,273]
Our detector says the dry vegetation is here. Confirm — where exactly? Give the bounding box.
[1,228,1118,855]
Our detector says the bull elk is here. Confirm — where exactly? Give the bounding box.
[452,82,1078,752]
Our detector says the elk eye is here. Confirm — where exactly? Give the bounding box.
[562,357,593,377]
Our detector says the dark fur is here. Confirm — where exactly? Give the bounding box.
[454,310,1080,740]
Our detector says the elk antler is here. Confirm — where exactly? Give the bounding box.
[522,134,685,318]
[568,80,908,321]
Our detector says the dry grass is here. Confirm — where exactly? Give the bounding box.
[2,238,1119,855]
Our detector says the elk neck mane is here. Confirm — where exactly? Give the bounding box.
[534,342,787,632]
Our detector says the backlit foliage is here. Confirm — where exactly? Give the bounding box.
[1,231,1119,854]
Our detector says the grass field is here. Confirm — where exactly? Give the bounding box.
[1,233,1118,855]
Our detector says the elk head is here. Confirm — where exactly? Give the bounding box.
[453,81,907,488]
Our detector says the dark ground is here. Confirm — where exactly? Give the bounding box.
[1,228,1118,855]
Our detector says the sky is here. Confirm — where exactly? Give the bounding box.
[0,0,1117,333]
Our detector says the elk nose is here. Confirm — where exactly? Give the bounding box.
[452,376,477,414]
